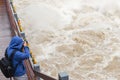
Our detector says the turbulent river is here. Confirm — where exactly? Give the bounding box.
[13,0,120,80]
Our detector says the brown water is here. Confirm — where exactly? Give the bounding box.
[13,0,120,80]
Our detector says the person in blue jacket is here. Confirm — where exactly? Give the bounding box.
[6,36,30,80]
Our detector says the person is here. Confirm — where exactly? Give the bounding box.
[6,36,30,80]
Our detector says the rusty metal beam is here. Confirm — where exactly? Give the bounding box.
[34,71,56,80]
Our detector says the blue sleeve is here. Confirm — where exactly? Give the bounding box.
[16,46,30,61]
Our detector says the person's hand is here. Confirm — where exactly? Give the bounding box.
[23,41,27,46]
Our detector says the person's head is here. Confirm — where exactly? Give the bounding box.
[9,36,24,51]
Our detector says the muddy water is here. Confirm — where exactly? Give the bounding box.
[13,0,120,80]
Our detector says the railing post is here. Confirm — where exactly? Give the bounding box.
[34,64,40,80]
[58,72,69,80]
[14,13,18,22]
[10,0,12,4]
[20,32,25,39]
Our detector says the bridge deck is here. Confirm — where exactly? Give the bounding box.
[0,0,13,79]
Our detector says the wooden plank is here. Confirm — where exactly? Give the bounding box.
[0,0,12,79]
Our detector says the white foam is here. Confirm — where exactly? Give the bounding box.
[14,0,120,79]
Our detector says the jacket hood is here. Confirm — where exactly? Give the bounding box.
[9,36,24,50]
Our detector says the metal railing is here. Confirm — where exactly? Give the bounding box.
[5,0,69,80]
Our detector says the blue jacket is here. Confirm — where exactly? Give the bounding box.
[6,36,30,77]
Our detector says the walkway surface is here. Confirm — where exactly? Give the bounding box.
[0,0,12,79]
